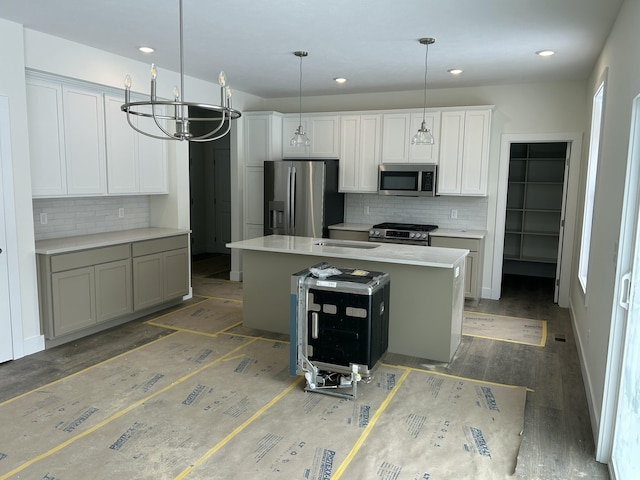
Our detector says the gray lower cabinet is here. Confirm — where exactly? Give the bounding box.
[132,236,189,311]
[430,236,484,300]
[40,244,132,338]
[38,234,189,343]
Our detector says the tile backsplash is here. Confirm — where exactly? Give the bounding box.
[33,196,150,241]
[345,193,488,230]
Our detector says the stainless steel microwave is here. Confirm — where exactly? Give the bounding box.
[378,163,438,196]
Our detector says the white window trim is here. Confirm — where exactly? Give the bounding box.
[578,75,607,295]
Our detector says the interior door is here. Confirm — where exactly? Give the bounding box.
[0,97,14,363]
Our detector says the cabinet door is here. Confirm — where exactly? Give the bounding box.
[105,95,138,194]
[437,111,465,194]
[52,266,96,336]
[164,248,189,300]
[95,259,132,322]
[26,78,67,196]
[382,113,410,162]
[460,110,491,195]
[464,252,477,298]
[339,115,360,192]
[359,114,382,191]
[244,113,283,165]
[133,253,163,310]
[308,115,340,158]
[408,112,440,163]
[62,86,106,195]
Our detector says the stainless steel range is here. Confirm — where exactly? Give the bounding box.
[368,222,439,246]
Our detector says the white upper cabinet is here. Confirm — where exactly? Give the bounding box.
[438,108,492,196]
[382,111,440,163]
[62,85,107,196]
[27,76,106,197]
[282,114,340,158]
[339,114,382,193]
[26,78,67,196]
[244,112,283,165]
[105,95,168,194]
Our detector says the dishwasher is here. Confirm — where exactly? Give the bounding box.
[290,263,390,399]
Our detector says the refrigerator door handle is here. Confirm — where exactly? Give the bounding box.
[290,166,297,233]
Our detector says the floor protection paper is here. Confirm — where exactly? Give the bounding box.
[463,311,547,346]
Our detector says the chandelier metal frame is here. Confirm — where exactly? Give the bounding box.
[121,0,241,142]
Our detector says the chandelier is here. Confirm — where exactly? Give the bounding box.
[411,37,435,145]
[290,50,311,147]
[121,0,241,142]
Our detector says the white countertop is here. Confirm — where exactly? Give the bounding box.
[35,227,190,255]
[227,235,468,268]
[430,228,486,239]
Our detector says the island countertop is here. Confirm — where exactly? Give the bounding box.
[226,234,468,268]
[35,227,190,255]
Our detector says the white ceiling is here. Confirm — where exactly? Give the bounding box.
[0,0,624,99]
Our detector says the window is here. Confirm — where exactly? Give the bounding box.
[578,79,605,293]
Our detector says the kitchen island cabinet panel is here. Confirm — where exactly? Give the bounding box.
[228,236,467,362]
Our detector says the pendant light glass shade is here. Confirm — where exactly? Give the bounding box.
[291,50,311,147]
[412,37,435,146]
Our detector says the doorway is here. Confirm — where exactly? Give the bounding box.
[492,133,582,307]
[503,142,569,302]
[188,109,232,279]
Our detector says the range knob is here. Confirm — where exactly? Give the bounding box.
[409,232,416,238]
[421,233,428,239]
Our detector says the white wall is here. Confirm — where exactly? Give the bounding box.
[0,19,43,356]
[569,0,640,448]
[260,81,588,297]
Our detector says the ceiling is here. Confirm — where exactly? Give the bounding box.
[0,0,624,99]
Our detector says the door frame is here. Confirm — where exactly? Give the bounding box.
[491,132,583,306]
[598,93,640,469]
[0,96,24,361]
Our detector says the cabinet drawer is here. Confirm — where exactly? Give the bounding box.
[430,236,479,252]
[132,235,188,257]
[51,244,130,273]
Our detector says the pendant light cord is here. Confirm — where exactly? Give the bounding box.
[421,40,429,122]
[298,54,303,127]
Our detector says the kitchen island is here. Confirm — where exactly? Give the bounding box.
[227,235,468,362]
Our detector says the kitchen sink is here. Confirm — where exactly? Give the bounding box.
[313,241,380,249]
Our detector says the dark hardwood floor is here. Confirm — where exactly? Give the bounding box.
[0,261,609,479]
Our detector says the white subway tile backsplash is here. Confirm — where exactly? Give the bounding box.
[33,196,151,241]
[345,193,488,230]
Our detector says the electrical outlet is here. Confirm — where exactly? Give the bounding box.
[40,212,48,225]
[451,209,458,219]
[118,208,125,218]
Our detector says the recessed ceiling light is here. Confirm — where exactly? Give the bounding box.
[334,77,347,84]
[138,46,155,54]
[536,50,555,57]
[448,68,463,75]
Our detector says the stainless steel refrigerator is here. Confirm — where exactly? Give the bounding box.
[264,159,344,238]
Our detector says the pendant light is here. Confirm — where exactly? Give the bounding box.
[411,37,435,145]
[290,50,311,147]
[121,0,241,142]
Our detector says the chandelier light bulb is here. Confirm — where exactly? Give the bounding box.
[219,71,226,87]
[124,75,132,89]
[150,63,157,80]
[173,86,180,100]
